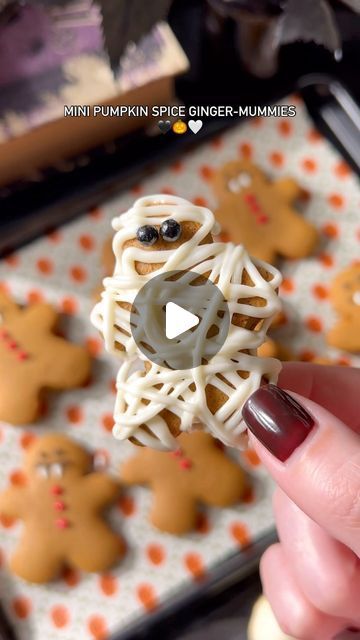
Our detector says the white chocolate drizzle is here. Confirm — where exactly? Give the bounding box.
[91,194,282,450]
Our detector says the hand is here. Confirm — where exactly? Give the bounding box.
[242,363,360,640]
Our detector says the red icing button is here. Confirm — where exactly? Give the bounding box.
[0,329,8,339]
[257,214,270,224]
[17,351,29,361]
[54,501,66,512]
[179,459,192,470]
[51,485,63,496]
[8,340,18,350]
[55,518,70,529]
[170,449,183,458]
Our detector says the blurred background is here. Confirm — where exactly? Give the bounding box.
[1,0,360,253]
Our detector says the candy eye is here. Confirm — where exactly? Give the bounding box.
[228,172,252,193]
[352,291,360,306]
[36,464,49,479]
[50,463,64,477]
[238,172,251,187]
[228,177,241,193]
[160,219,181,242]
[136,225,159,246]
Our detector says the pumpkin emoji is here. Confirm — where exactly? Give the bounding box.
[172,119,187,134]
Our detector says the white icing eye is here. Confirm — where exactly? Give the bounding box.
[50,463,64,477]
[238,172,252,188]
[36,464,49,479]
[227,172,252,193]
[228,177,241,193]
[352,291,360,306]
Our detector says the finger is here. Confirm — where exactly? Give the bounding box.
[261,543,346,640]
[274,488,360,621]
[278,363,360,433]
[242,385,360,556]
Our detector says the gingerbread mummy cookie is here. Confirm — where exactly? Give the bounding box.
[327,264,360,352]
[121,431,247,534]
[0,292,91,425]
[211,159,318,264]
[0,434,124,583]
[91,194,282,450]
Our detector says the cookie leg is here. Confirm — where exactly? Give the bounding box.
[67,526,123,573]
[150,489,197,534]
[10,537,63,584]
[0,378,41,425]
[275,211,317,259]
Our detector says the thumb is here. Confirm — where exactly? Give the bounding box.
[242,385,360,557]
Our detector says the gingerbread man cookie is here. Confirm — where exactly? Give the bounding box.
[211,160,318,264]
[91,194,282,450]
[0,291,91,424]
[327,264,360,352]
[0,434,123,583]
[121,431,247,534]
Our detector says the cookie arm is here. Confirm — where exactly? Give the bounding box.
[24,303,58,331]
[120,455,152,485]
[0,291,20,319]
[82,473,121,508]
[40,335,91,389]
[273,177,303,203]
[91,298,131,355]
[0,486,26,519]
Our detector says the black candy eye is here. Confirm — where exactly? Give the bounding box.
[160,219,181,242]
[136,225,159,246]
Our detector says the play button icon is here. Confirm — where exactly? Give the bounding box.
[165,302,199,339]
[130,270,230,370]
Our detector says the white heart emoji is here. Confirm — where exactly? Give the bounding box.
[188,119,203,134]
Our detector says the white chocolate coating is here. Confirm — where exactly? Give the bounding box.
[91,195,282,450]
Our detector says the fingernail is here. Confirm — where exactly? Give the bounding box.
[242,384,315,462]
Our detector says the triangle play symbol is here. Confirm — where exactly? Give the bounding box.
[165,302,199,340]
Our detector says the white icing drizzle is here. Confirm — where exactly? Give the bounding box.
[91,194,282,450]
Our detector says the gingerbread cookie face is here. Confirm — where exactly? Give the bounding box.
[327,265,360,352]
[211,160,318,264]
[121,431,247,534]
[92,194,282,450]
[24,433,92,482]
[0,292,91,425]
[0,434,123,583]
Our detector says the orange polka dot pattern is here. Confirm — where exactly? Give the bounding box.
[0,96,359,640]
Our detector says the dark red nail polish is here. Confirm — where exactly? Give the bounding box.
[242,384,315,462]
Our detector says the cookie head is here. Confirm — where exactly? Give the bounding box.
[330,265,360,315]
[24,434,92,484]
[110,195,217,276]
[211,160,267,202]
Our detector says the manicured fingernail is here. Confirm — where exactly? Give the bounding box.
[242,384,315,462]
